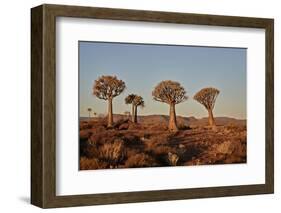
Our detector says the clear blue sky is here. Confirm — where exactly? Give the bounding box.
[79,41,246,119]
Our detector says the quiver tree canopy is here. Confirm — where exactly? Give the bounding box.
[152,80,188,105]
[193,87,220,111]
[93,75,126,100]
[125,94,137,105]
[133,95,145,108]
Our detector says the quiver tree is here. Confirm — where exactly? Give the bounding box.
[132,95,144,123]
[193,87,220,127]
[125,94,145,123]
[152,80,188,131]
[93,75,126,127]
[125,94,137,122]
[87,108,92,121]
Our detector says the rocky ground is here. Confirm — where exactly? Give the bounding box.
[79,116,246,170]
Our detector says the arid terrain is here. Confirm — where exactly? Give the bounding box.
[79,115,246,170]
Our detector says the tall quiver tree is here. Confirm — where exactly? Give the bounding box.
[125,94,137,122]
[193,87,220,127]
[93,75,126,127]
[152,80,188,131]
[132,95,144,123]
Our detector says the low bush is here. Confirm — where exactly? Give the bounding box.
[81,144,99,158]
[98,139,125,165]
[80,157,108,170]
[125,153,157,168]
[178,123,191,130]
[79,122,91,130]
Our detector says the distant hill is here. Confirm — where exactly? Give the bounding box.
[81,114,246,126]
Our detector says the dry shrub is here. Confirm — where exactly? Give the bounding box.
[89,117,107,126]
[143,135,178,166]
[122,134,142,147]
[125,148,139,157]
[145,135,169,148]
[80,122,91,130]
[128,122,143,130]
[80,157,108,170]
[177,144,203,163]
[225,123,246,132]
[208,139,246,164]
[81,144,99,158]
[153,145,175,156]
[88,131,117,145]
[148,123,168,131]
[178,123,191,130]
[88,134,102,146]
[91,125,106,133]
[98,139,125,165]
[144,135,176,158]
[125,153,157,168]
[79,129,92,140]
[215,140,235,154]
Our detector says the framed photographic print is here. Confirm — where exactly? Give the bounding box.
[31,4,274,208]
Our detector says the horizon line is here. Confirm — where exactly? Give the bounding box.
[79,113,247,120]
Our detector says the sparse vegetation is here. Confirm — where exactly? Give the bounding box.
[80,115,246,170]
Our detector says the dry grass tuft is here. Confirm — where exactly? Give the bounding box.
[125,153,157,168]
[80,157,108,170]
[98,139,125,165]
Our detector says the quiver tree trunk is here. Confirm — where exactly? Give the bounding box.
[131,104,136,123]
[169,103,178,131]
[134,106,138,123]
[208,109,215,126]
[107,98,113,127]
